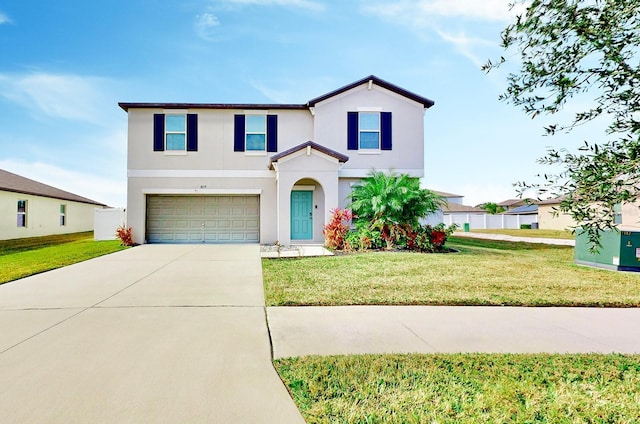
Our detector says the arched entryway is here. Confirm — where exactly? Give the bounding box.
[290,178,325,242]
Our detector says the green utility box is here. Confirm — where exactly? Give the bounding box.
[575,229,640,272]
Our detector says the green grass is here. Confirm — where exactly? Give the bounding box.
[275,353,640,423]
[466,228,575,239]
[0,232,128,284]
[262,237,640,307]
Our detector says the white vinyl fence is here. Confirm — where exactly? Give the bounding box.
[94,207,126,240]
[443,213,538,229]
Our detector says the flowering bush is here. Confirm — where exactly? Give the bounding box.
[323,208,353,250]
[115,225,134,246]
[339,223,457,253]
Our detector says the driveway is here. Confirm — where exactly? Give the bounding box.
[0,245,304,423]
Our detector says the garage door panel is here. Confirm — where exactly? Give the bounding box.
[147,195,260,244]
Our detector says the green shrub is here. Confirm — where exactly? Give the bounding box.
[520,224,532,229]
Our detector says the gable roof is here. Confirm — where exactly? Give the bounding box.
[307,75,435,108]
[119,75,435,112]
[0,169,106,206]
[442,203,485,213]
[497,198,526,207]
[269,141,349,169]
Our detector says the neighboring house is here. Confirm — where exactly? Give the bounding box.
[537,196,577,230]
[498,198,527,211]
[423,190,465,226]
[120,75,434,245]
[504,204,538,216]
[0,169,107,240]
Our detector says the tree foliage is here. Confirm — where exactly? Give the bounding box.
[484,0,640,249]
[348,170,445,249]
[479,202,507,214]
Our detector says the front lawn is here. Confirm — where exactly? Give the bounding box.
[0,232,128,284]
[262,237,640,307]
[275,353,640,423]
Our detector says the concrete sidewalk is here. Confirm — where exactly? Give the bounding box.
[0,245,304,423]
[267,306,640,359]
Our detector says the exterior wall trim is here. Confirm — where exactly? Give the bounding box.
[128,170,275,178]
[142,188,262,195]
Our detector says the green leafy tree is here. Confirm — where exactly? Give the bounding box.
[484,0,640,249]
[348,170,445,249]
[479,202,506,214]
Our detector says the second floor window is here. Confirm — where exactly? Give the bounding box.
[165,115,186,151]
[359,112,380,149]
[245,115,266,151]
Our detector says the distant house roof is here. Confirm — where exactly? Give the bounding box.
[505,204,538,215]
[443,203,485,213]
[120,75,435,112]
[0,169,106,206]
[498,198,526,207]
[431,190,463,198]
[537,195,568,205]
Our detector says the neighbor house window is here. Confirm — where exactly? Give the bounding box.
[153,113,198,152]
[347,111,392,151]
[233,114,278,152]
[60,204,66,226]
[17,200,27,227]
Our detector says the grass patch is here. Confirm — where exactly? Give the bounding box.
[262,237,640,307]
[468,228,574,239]
[275,353,640,423]
[0,232,127,284]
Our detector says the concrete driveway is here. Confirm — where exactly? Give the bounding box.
[0,244,304,423]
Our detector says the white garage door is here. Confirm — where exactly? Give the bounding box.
[146,195,260,243]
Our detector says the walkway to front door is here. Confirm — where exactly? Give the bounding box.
[290,190,312,240]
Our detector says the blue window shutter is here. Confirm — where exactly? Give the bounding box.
[234,115,245,152]
[267,115,278,152]
[347,112,358,150]
[187,114,198,151]
[153,114,165,151]
[381,112,392,150]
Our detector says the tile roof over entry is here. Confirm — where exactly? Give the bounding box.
[0,169,106,206]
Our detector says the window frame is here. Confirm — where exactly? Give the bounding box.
[358,112,381,150]
[60,204,66,226]
[245,114,267,152]
[17,200,27,227]
[164,114,187,152]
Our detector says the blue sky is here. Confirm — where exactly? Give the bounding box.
[0,0,589,207]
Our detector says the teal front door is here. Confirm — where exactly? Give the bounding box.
[291,191,313,240]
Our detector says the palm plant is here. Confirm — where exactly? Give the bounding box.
[348,170,445,249]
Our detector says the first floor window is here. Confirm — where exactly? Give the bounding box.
[17,200,27,227]
[60,204,66,226]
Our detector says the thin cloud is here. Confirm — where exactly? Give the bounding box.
[0,12,10,24]
[0,72,117,125]
[219,0,325,13]
[194,13,221,41]
[434,29,496,67]
[363,0,527,23]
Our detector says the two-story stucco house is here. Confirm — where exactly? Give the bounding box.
[120,75,434,245]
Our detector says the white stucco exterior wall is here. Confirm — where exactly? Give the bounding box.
[0,191,100,240]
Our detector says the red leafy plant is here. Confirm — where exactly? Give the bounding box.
[115,225,134,246]
[323,208,353,250]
